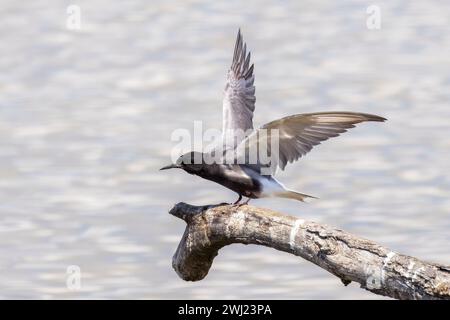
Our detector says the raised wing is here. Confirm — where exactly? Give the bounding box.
[233,112,386,174]
[222,29,256,151]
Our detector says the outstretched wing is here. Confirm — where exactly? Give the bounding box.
[222,29,256,151]
[233,112,386,174]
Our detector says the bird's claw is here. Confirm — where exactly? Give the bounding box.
[230,200,250,208]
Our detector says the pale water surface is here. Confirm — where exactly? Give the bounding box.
[0,1,449,299]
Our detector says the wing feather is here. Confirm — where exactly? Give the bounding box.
[222,29,256,151]
[233,112,386,173]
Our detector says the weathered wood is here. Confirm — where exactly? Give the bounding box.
[169,202,450,300]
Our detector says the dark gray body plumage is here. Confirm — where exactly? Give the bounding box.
[186,163,277,199]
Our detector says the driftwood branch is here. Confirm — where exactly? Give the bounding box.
[169,202,450,300]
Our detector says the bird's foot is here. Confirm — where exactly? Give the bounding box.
[232,194,243,205]
[234,198,251,207]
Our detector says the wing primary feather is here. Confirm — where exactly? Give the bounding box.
[233,111,386,174]
[244,64,254,79]
[220,29,257,152]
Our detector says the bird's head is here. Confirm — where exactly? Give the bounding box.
[160,151,205,175]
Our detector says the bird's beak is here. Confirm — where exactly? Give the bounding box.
[160,164,181,170]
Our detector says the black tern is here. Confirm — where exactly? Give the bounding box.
[161,30,386,205]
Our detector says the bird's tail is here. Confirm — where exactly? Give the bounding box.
[274,190,318,202]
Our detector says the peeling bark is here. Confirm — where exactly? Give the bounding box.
[169,202,450,300]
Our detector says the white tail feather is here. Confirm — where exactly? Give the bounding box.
[274,190,317,202]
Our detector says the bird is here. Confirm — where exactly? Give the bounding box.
[160,29,386,205]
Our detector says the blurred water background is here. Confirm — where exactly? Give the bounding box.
[0,0,449,299]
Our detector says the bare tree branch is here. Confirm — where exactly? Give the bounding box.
[169,202,450,300]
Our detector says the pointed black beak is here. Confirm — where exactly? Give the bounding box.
[160,164,181,170]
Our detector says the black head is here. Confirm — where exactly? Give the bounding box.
[160,151,206,175]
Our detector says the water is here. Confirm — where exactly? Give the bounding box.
[0,0,449,299]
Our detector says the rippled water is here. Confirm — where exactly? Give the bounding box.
[0,0,449,299]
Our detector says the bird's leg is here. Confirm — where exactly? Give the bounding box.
[238,197,251,206]
[232,194,242,205]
